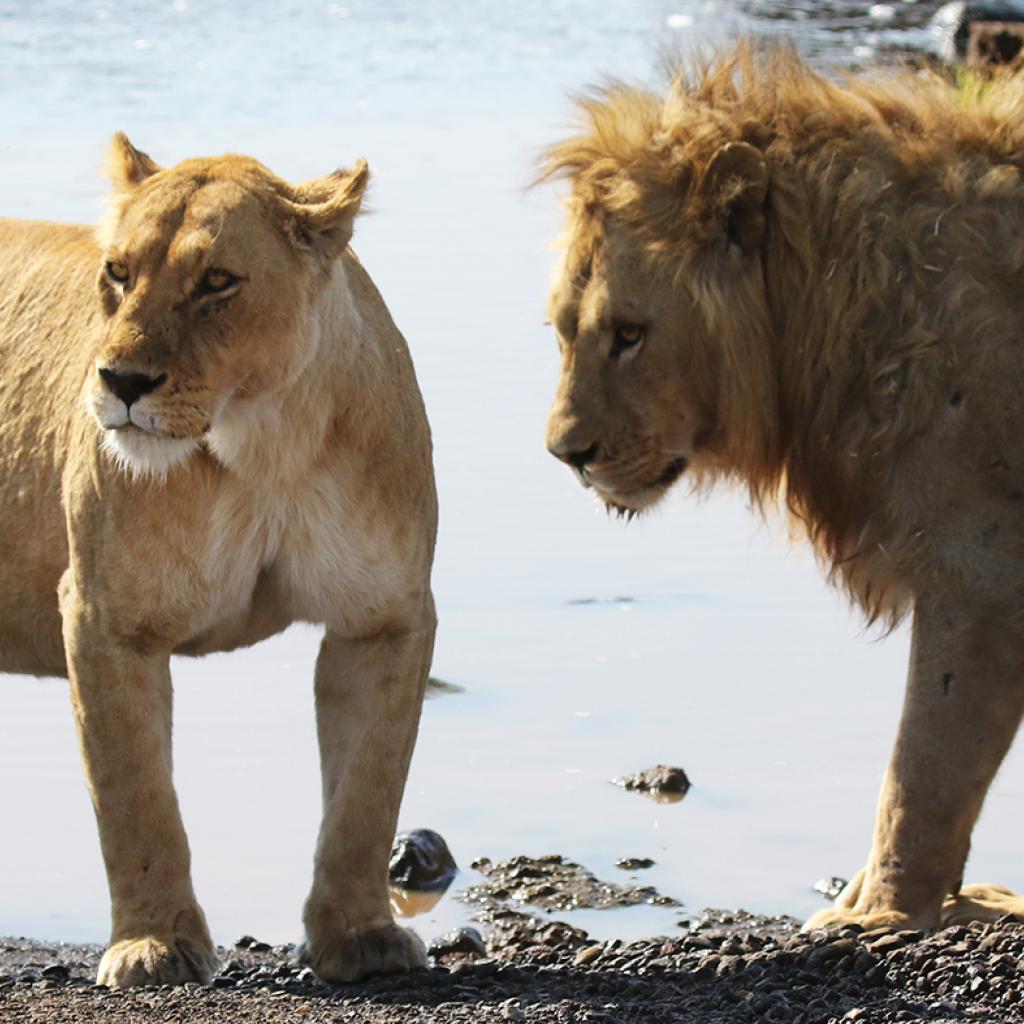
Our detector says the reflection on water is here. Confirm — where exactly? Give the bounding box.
[2,0,1023,953]
[389,886,446,920]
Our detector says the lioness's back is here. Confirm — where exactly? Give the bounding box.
[0,219,101,675]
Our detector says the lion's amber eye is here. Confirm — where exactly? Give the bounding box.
[612,323,645,358]
[106,260,129,284]
[201,268,237,293]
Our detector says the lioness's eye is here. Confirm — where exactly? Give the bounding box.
[106,260,129,284]
[612,323,645,358]
[201,268,237,293]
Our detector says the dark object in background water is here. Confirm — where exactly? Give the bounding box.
[929,1,1024,62]
[427,926,487,959]
[388,829,458,892]
[615,856,655,871]
[813,876,849,901]
[613,764,691,795]
[967,19,1024,64]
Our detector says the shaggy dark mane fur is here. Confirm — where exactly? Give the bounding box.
[541,44,1024,624]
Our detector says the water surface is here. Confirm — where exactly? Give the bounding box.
[3,0,1020,950]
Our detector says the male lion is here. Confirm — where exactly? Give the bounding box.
[0,136,437,986]
[543,46,1024,933]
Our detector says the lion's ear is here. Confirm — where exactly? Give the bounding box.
[699,142,768,255]
[107,133,161,192]
[286,159,370,260]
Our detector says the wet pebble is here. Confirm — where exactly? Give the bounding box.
[612,765,691,794]
[813,876,848,900]
[615,857,655,871]
[429,927,487,959]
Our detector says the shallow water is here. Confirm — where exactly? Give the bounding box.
[2,0,1023,951]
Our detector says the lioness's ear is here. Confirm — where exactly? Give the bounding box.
[699,142,768,255]
[287,159,370,260]
[107,133,161,192]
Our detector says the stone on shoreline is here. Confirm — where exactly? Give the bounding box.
[389,829,458,892]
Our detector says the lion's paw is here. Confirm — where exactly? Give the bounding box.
[802,905,921,934]
[299,922,426,984]
[97,935,218,988]
[942,883,1024,927]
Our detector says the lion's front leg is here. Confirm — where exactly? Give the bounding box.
[62,592,216,987]
[300,620,435,984]
[805,596,1024,933]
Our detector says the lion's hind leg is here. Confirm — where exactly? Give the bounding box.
[805,594,1024,935]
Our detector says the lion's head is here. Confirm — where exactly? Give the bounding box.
[88,133,368,478]
[542,68,782,516]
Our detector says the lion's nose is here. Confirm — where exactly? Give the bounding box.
[98,367,167,408]
[548,440,599,469]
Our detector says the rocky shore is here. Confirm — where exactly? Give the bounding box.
[5,901,1024,1022]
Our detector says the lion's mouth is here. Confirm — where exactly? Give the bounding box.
[598,457,689,518]
[655,457,688,487]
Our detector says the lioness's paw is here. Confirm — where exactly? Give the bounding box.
[97,935,218,988]
[942,883,1024,926]
[299,922,426,984]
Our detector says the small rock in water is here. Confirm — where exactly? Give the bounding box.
[613,765,691,794]
[428,926,487,959]
[813,876,848,901]
[389,828,458,891]
[616,857,655,871]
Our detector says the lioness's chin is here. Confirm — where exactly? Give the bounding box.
[100,427,200,481]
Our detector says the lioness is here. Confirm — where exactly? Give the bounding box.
[0,136,437,986]
[543,46,1024,933]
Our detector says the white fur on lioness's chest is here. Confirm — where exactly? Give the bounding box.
[199,401,408,636]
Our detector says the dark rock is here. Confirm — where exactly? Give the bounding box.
[428,927,487,959]
[389,829,458,892]
[40,964,69,982]
[929,1,1024,61]
[615,857,655,871]
[612,765,691,795]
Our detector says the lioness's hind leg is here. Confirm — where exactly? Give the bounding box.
[942,883,1024,926]
[805,596,1024,934]
[300,621,435,984]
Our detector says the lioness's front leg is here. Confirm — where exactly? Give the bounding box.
[300,621,435,983]
[62,585,217,987]
[806,594,1024,933]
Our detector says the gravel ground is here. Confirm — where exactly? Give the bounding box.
[5,911,1024,1023]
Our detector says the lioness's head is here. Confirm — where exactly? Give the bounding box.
[542,80,779,515]
[88,133,368,478]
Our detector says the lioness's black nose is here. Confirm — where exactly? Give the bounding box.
[98,368,167,408]
[550,441,599,469]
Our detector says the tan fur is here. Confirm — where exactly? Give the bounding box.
[0,136,437,985]
[544,45,1024,932]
